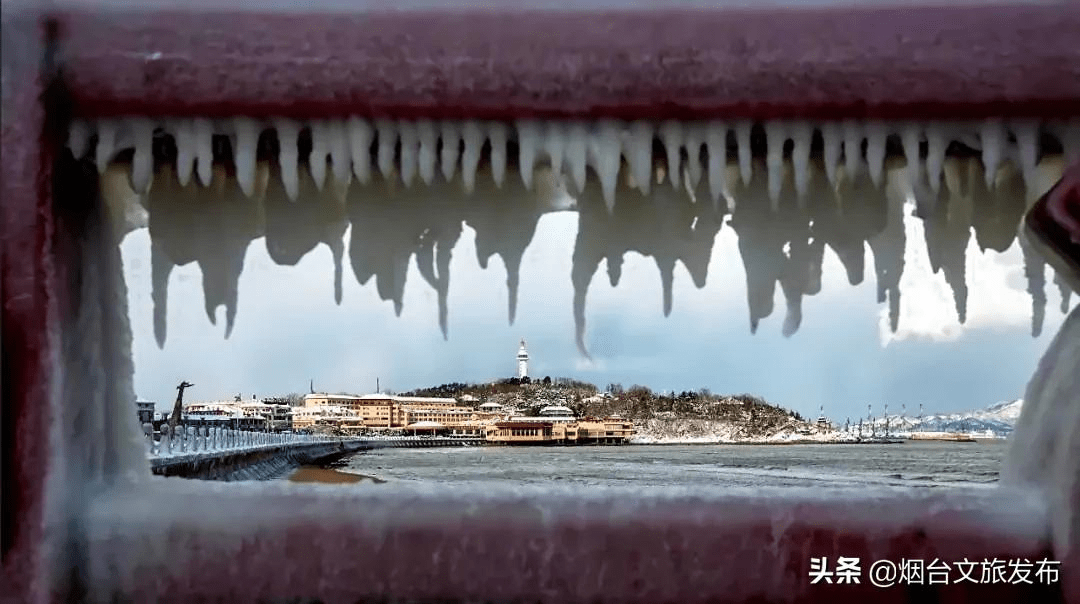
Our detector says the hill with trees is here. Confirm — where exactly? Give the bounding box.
[403,378,817,442]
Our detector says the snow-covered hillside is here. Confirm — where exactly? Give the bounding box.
[633,399,1025,444]
[850,399,1023,438]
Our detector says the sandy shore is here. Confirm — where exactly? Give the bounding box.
[288,465,385,484]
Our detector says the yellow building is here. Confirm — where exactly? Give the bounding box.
[486,417,634,445]
[302,393,476,430]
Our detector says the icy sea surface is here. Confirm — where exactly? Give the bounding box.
[329,441,1006,489]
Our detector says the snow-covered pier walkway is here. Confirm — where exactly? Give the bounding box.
[145,426,484,480]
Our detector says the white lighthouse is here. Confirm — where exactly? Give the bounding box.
[517,338,529,379]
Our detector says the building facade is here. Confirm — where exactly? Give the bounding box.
[486,417,634,445]
[136,400,155,425]
[301,393,477,431]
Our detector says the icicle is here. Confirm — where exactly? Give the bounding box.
[658,259,675,316]
[461,120,483,194]
[347,117,374,185]
[842,120,861,181]
[925,124,946,194]
[1056,272,1073,314]
[659,120,685,190]
[151,240,173,348]
[193,118,214,188]
[95,119,117,175]
[415,119,437,186]
[1011,119,1040,191]
[1021,231,1048,337]
[440,121,461,182]
[588,120,621,212]
[821,122,841,188]
[375,119,397,179]
[68,119,90,159]
[900,122,922,189]
[129,117,155,195]
[274,118,301,201]
[706,121,728,211]
[865,121,887,188]
[565,122,588,194]
[326,118,351,187]
[735,120,753,187]
[980,118,1006,189]
[764,121,785,210]
[516,120,542,190]
[488,122,508,188]
[308,120,329,191]
[684,123,705,191]
[172,119,195,187]
[397,121,419,187]
[790,121,812,202]
[628,121,654,195]
[544,121,567,178]
[233,117,260,197]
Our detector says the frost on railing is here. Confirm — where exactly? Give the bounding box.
[143,424,342,458]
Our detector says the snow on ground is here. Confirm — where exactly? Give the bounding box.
[631,400,1024,444]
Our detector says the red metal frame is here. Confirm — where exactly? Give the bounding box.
[3,3,1080,603]
[58,5,1080,121]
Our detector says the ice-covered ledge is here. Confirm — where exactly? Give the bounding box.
[83,480,1055,603]
[1004,303,1080,595]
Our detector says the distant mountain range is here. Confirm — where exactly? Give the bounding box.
[851,399,1023,437]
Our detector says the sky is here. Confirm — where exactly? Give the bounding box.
[120,207,1072,422]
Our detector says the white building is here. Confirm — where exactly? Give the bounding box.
[517,338,529,379]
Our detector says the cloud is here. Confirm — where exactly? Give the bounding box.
[879,205,1068,346]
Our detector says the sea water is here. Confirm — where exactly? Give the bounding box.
[326,441,1006,489]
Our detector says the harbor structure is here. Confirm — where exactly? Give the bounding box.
[486,416,635,445]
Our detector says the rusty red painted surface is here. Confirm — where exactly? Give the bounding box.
[3,3,1080,603]
[1,12,54,604]
[87,496,1061,604]
[57,5,1080,121]
[1027,161,1080,284]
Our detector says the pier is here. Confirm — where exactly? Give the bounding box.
[145,426,486,480]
